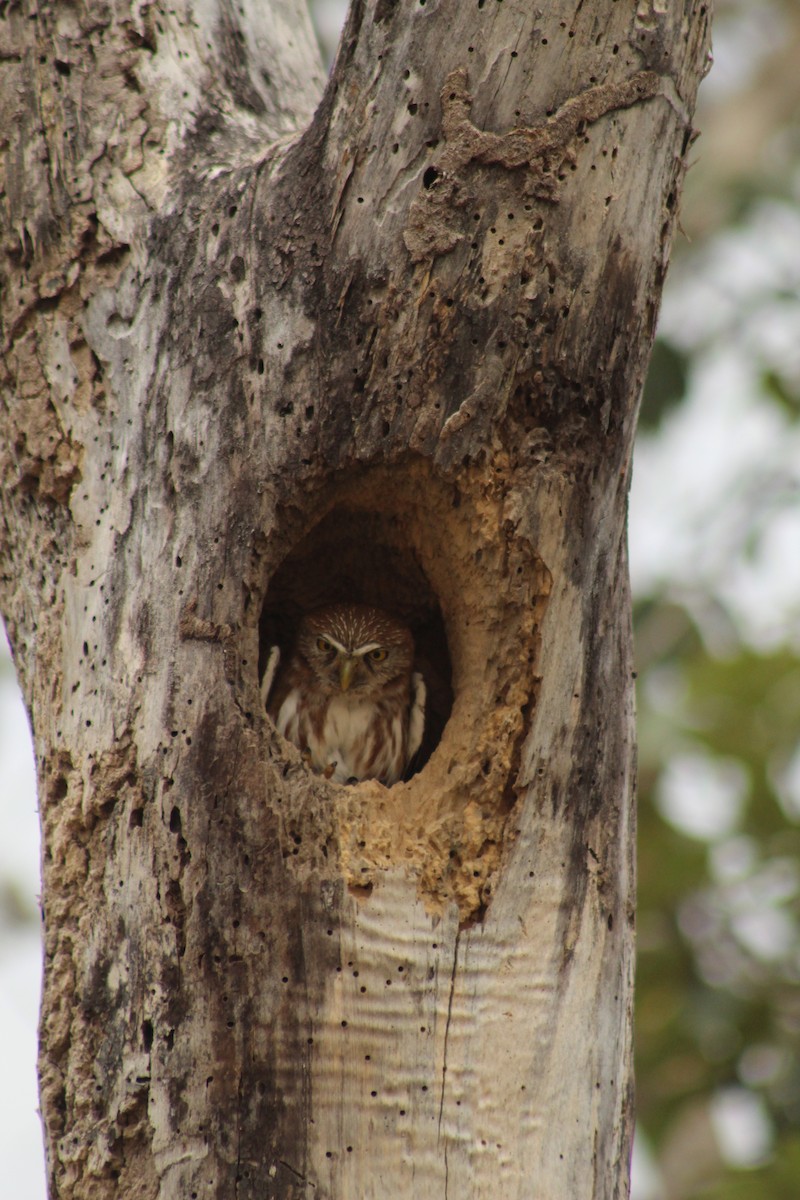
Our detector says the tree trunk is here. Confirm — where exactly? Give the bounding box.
[0,2,710,1197]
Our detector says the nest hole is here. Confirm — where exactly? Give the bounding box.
[259,504,454,780]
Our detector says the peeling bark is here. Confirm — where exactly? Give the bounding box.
[0,1,710,1197]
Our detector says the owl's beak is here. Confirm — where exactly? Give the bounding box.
[339,655,356,692]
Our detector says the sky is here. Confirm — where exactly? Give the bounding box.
[0,635,44,1200]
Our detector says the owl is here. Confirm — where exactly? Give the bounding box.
[263,603,426,786]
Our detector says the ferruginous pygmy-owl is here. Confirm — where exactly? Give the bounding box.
[264,603,426,786]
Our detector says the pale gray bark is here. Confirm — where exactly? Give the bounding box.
[0,1,710,1197]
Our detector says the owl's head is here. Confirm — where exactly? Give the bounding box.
[298,603,414,697]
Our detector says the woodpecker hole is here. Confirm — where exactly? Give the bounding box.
[257,460,547,920]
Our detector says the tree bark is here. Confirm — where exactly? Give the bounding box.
[0,2,710,1197]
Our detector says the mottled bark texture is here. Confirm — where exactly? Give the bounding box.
[0,1,710,1197]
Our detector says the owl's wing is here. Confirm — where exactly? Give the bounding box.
[407,671,426,763]
[261,644,281,710]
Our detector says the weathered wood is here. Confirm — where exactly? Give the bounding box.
[0,1,710,1197]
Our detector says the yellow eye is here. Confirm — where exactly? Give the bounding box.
[369,647,387,662]
[317,637,331,652]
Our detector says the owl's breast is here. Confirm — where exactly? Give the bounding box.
[318,694,385,783]
[275,686,408,786]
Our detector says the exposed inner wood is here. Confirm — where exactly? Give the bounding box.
[259,460,550,921]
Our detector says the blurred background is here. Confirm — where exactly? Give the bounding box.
[2,1,799,1196]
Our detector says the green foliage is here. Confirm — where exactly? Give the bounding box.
[634,8,800,1182]
[635,597,800,1194]
[705,1135,800,1200]
[640,340,690,431]
[761,369,800,419]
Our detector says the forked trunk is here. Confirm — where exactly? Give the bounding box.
[0,1,710,1196]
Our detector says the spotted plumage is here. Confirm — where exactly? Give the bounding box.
[264,603,426,786]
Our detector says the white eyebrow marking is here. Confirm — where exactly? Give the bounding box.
[321,636,347,655]
[355,642,381,655]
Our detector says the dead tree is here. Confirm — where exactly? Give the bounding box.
[0,1,710,1196]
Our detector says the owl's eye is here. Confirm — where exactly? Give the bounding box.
[369,647,387,662]
[317,637,332,652]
